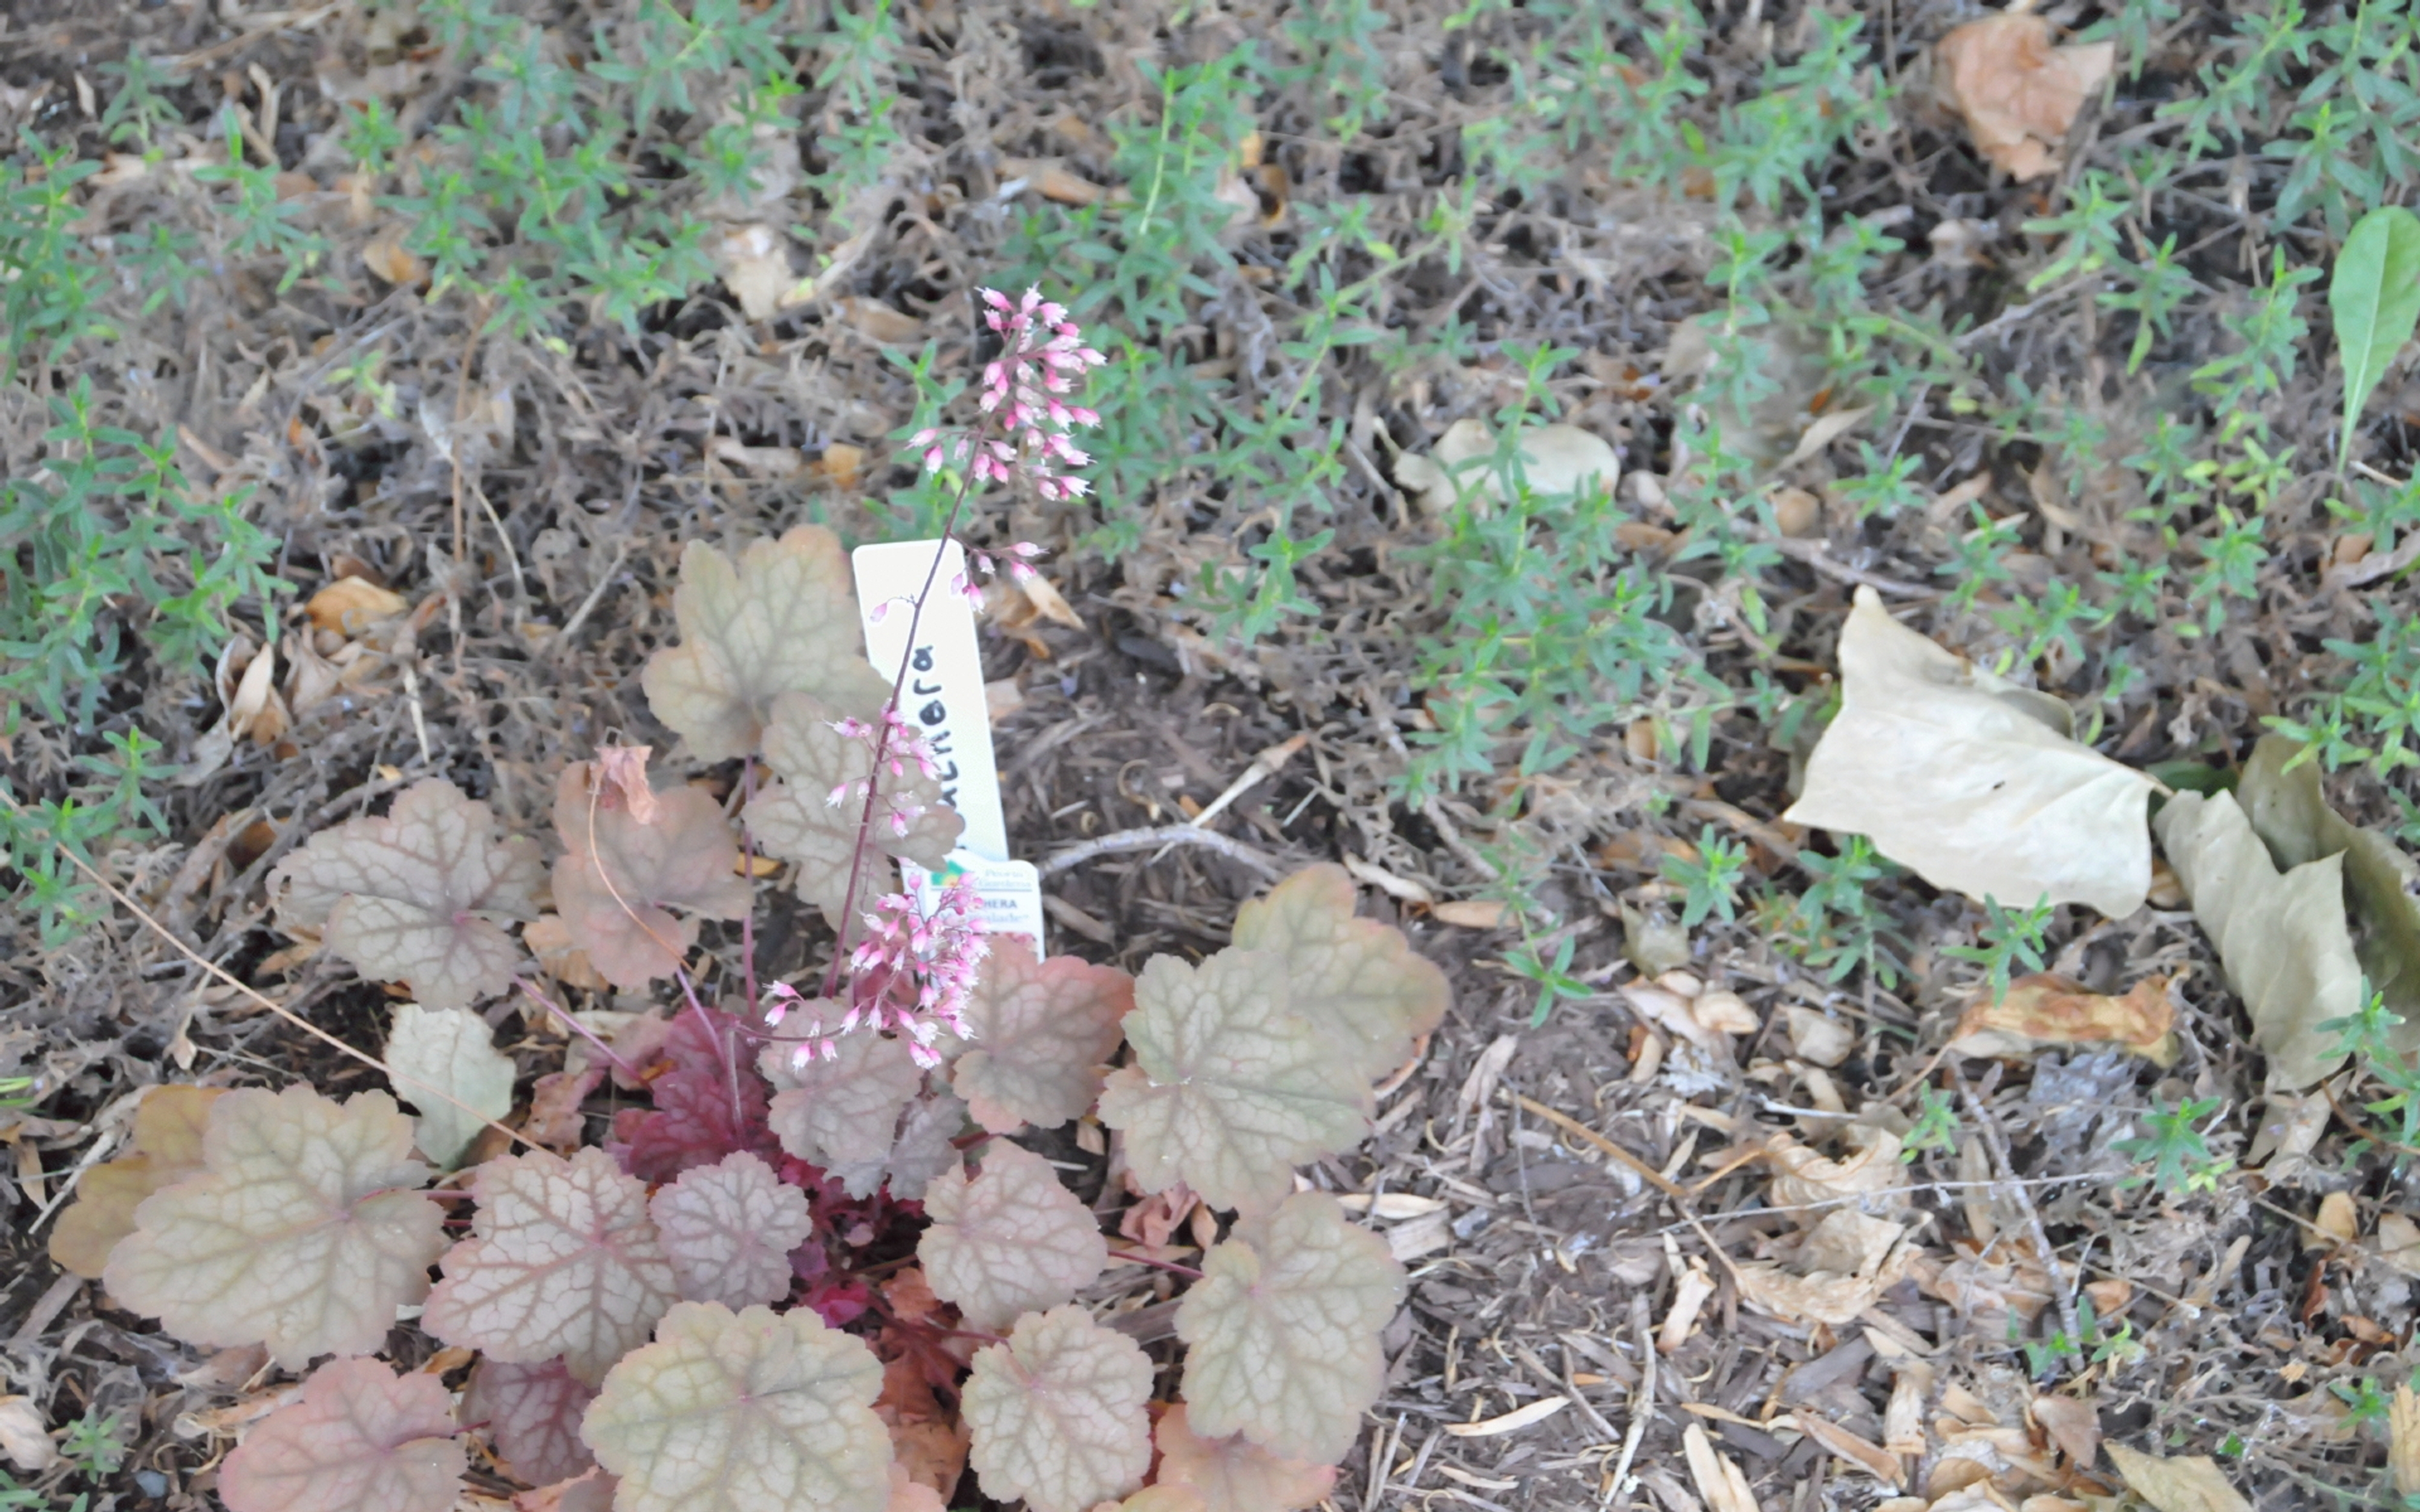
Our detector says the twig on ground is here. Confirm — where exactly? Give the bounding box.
[1606,1290,1657,1505]
[1038,823,1283,879]
[1954,1063,2085,1375]
[1511,1092,1689,1199]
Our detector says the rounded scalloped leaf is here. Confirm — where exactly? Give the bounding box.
[103,1085,443,1366]
[385,1003,516,1170]
[949,940,1133,1133]
[1104,1490,1209,1512]
[760,1032,923,1169]
[1096,950,1370,1214]
[638,528,892,763]
[918,1142,1107,1329]
[552,763,753,990]
[1176,1192,1406,1464]
[219,1356,465,1512]
[580,1301,890,1512]
[744,692,963,922]
[963,1306,1154,1512]
[1231,865,1449,1083]
[1153,1404,1335,1512]
[424,1147,680,1384]
[269,778,542,1009]
[50,1084,226,1279]
[649,1152,816,1309]
[462,1357,598,1488]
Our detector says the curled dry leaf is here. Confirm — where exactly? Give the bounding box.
[270,778,543,1009]
[1229,863,1451,1083]
[1153,1404,1336,1512]
[306,576,410,636]
[104,1086,445,1367]
[918,1142,1108,1330]
[1783,1007,1854,1068]
[1762,1127,1905,1210]
[1392,418,1618,515]
[1177,1191,1407,1464]
[962,1306,1155,1512]
[384,1003,517,1168]
[1946,973,2177,1066]
[462,1358,598,1489]
[1735,1210,1910,1328]
[1097,948,1372,1214]
[580,1301,890,1512]
[1936,13,2115,182]
[49,1084,226,1278]
[2155,789,2362,1089]
[712,224,805,322]
[219,1357,465,1512]
[0,1397,54,1473]
[2104,1442,2254,1512]
[1783,587,2156,917]
[551,760,752,989]
[762,1031,924,1170]
[948,939,1134,1134]
[745,692,964,925]
[649,1151,816,1310]
[2030,1393,2101,1471]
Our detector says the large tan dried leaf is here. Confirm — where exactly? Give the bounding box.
[219,1357,464,1512]
[0,1398,54,1473]
[1153,1404,1335,1512]
[649,1151,816,1309]
[1229,864,1450,1083]
[918,1142,1107,1329]
[461,1358,598,1488]
[1176,1191,1407,1463]
[1734,1210,1909,1328]
[2104,1442,2253,1512]
[103,1085,444,1366]
[744,692,963,923]
[580,1301,890,1512]
[1946,973,2177,1066]
[270,779,543,1008]
[949,939,1133,1133]
[385,1003,517,1168]
[50,1084,226,1278]
[2155,789,2362,1090]
[1761,1127,1904,1210]
[551,761,753,989]
[1097,950,1371,1214]
[963,1306,1154,1512]
[761,1032,924,1168]
[1391,419,1619,515]
[638,529,891,763]
[1937,14,2114,182]
[1782,587,2155,917]
[424,1147,680,1384]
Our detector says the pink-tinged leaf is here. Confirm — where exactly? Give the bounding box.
[512,1468,616,1512]
[949,941,1133,1134]
[1176,1192,1406,1463]
[219,1357,464,1512]
[744,693,963,924]
[638,528,892,763]
[551,762,753,990]
[50,1084,226,1279]
[103,1086,444,1366]
[581,1301,890,1512]
[886,1462,946,1512]
[1153,1404,1336,1512]
[919,1143,1106,1330]
[525,1067,604,1153]
[848,1090,966,1202]
[384,1003,516,1170]
[762,1032,922,1169]
[424,1148,680,1384]
[269,778,542,1009]
[650,1152,816,1308]
[1096,950,1370,1214]
[614,1011,778,1183]
[462,1358,597,1488]
[1105,1490,1209,1512]
[1230,865,1450,1083]
[963,1306,1154,1512]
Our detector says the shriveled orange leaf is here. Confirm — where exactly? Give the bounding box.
[1937,14,2115,182]
[551,760,751,989]
[639,529,891,763]
[744,692,963,924]
[306,576,409,636]
[104,1086,445,1366]
[949,940,1133,1133]
[1231,864,1450,1083]
[1153,1404,1336,1512]
[963,1306,1154,1512]
[1947,973,2177,1064]
[649,1151,816,1309]
[918,1142,1107,1329]
[270,778,543,1008]
[220,1357,463,1512]
[462,1358,597,1488]
[50,1084,226,1278]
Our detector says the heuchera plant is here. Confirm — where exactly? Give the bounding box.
[54,290,1451,1512]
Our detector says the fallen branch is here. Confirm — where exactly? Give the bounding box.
[1038,823,1283,879]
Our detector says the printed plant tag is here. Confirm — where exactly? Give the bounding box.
[909,853,1045,960]
[854,541,1010,862]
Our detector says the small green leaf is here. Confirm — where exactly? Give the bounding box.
[2331,205,2420,469]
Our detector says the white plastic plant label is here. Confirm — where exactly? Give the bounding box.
[906,854,1045,962]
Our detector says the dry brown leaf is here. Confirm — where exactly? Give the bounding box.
[1431,899,1508,929]
[838,297,925,345]
[1784,1006,1854,1067]
[2104,1442,2252,1512]
[1937,15,2116,182]
[1393,419,1618,514]
[710,438,808,478]
[50,1085,230,1277]
[1764,1128,1904,1208]
[1946,973,2176,1065]
[1788,1412,1900,1486]
[1441,1398,1569,1438]
[2393,1385,2420,1498]
[816,443,867,490]
[999,158,1113,206]
[308,576,410,636]
[711,224,805,321]
[2030,1393,2099,1470]
[362,234,427,286]
[0,1396,56,1473]
[523,916,609,992]
[2378,1211,2420,1277]
[1019,574,1084,630]
[1681,1424,1760,1512]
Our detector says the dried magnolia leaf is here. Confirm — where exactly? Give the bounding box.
[462,1358,598,1488]
[1392,419,1618,515]
[105,1086,444,1366]
[2104,1442,2253,1512]
[649,1151,816,1309]
[918,1142,1107,1329]
[581,1301,890,1512]
[963,1306,1154,1512]
[1946,973,2177,1065]
[551,761,752,989]
[745,692,963,924]
[2032,1393,2101,1471]
[1229,864,1450,1083]
[50,1084,227,1278]
[1097,950,1371,1214]
[1763,1129,1903,1209]
[1937,14,2114,182]
[424,1147,681,1384]
[220,1357,465,1512]
[2155,790,2362,1089]
[762,1032,923,1169]
[1783,587,2156,917]
[1153,1404,1336,1512]
[638,529,891,763]
[1177,1191,1407,1464]
[949,939,1133,1133]
[0,1397,54,1473]
[385,1003,517,1168]
[306,576,410,636]
[270,779,543,1008]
